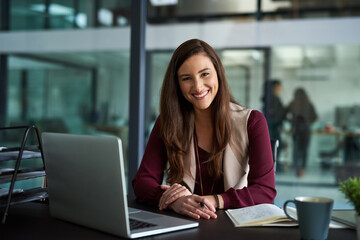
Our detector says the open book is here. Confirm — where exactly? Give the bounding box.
[225,203,298,227]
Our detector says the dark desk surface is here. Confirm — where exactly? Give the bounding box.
[0,201,357,240]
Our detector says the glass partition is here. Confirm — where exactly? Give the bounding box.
[148,0,257,23]
[10,0,46,30]
[220,49,264,109]
[7,55,92,132]
[148,0,360,23]
[262,0,360,20]
[270,44,360,208]
[2,51,131,187]
[7,0,131,31]
[4,0,360,31]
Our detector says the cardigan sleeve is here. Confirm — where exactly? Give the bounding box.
[221,110,277,209]
[132,117,167,206]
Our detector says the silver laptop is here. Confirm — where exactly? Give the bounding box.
[42,132,198,238]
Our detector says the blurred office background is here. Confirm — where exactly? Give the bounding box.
[1,0,360,209]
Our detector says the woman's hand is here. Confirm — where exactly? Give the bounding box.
[168,194,217,220]
[158,184,192,210]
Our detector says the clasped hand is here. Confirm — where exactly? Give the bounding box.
[158,184,217,220]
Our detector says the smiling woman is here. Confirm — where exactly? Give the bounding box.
[133,39,276,220]
[177,54,219,113]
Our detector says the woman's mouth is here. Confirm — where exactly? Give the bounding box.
[193,90,209,99]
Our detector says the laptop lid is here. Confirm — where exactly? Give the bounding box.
[42,132,198,238]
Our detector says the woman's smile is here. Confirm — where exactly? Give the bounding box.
[193,90,209,99]
[178,54,219,111]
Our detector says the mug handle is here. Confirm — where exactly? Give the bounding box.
[283,200,298,223]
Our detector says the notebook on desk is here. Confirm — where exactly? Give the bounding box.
[42,132,198,238]
[332,209,357,229]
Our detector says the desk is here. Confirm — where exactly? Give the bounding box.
[0,201,357,240]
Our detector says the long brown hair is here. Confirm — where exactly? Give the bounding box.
[160,39,234,185]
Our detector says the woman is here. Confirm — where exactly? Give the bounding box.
[286,88,317,177]
[132,39,276,220]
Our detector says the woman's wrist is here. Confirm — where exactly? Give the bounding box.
[213,194,220,209]
[213,194,224,209]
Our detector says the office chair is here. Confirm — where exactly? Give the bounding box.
[270,139,279,174]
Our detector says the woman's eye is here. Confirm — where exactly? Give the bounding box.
[202,72,209,77]
[181,77,190,81]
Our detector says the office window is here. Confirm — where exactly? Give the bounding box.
[270,44,360,208]
[47,0,79,29]
[7,0,131,31]
[7,55,92,132]
[147,0,360,24]
[10,0,46,30]
[2,51,131,188]
[262,0,360,20]
[145,52,170,141]
[220,49,264,109]
[147,0,257,23]
[97,0,131,27]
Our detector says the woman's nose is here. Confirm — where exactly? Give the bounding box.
[193,77,202,91]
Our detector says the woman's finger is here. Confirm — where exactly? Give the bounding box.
[202,197,216,212]
[188,196,217,219]
[182,200,213,220]
[163,187,190,207]
[159,184,180,206]
[176,196,216,219]
[159,184,187,210]
[182,207,201,219]
[160,186,188,209]
[160,185,170,190]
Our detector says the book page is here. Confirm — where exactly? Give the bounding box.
[226,204,295,227]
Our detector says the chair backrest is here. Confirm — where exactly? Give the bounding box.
[270,139,279,174]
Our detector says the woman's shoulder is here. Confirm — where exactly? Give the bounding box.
[229,103,266,128]
[230,102,246,111]
[229,102,255,119]
[249,109,265,120]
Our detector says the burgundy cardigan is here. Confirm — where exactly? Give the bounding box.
[132,109,276,209]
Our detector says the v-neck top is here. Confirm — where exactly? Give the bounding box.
[193,146,224,195]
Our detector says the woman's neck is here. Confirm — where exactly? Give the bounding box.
[194,107,212,128]
[194,108,214,152]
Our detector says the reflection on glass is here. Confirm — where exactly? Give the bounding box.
[148,0,257,23]
[10,0,46,30]
[262,0,360,20]
[7,0,131,31]
[5,0,360,31]
[96,0,131,27]
[48,0,77,29]
[148,0,360,23]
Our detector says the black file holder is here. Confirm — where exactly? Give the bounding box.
[0,125,48,224]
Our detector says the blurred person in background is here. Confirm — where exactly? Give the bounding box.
[286,88,317,177]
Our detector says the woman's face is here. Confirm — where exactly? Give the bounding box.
[177,54,219,112]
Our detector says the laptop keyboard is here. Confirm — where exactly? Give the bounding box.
[130,218,157,230]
